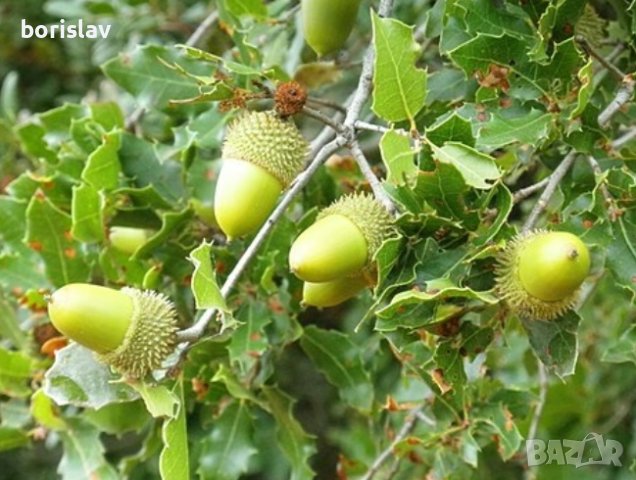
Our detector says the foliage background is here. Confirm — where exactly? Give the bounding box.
[0,0,635,479]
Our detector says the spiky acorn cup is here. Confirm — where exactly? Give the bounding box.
[495,230,591,320]
[289,193,394,283]
[48,284,178,379]
[214,111,308,239]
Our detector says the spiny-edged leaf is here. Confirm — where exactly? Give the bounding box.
[607,218,636,295]
[473,403,522,460]
[300,326,374,412]
[473,184,513,247]
[602,325,636,365]
[160,378,189,480]
[0,197,29,251]
[25,194,90,287]
[372,13,427,123]
[570,59,594,119]
[31,389,66,431]
[130,382,179,419]
[198,402,257,480]
[81,130,121,190]
[58,419,119,480]
[228,300,271,372]
[15,123,57,163]
[477,109,554,149]
[427,112,475,147]
[0,428,29,452]
[380,130,417,186]
[119,133,184,203]
[261,386,317,480]
[521,311,580,378]
[43,343,138,409]
[412,163,469,220]
[430,141,501,190]
[188,241,228,312]
[102,45,207,109]
[71,184,104,243]
[212,364,265,408]
[456,0,536,41]
[133,207,193,259]
[0,347,34,397]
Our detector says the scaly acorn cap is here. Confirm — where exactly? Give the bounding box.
[222,110,308,188]
[289,193,394,282]
[48,284,178,379]
[495,230,591,320]
[318,193,395,258]
[98,288,178,379]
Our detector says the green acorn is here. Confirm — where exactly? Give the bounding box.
[495,230,591,320]
[289,193,394,283]
[302,271,371,308]
[48,283,178,379]
[214,111,308,239]
[109,227,153,255]
[302,0,362,57]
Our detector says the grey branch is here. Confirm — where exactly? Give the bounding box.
[177,0,396,343]
[513,178,550,204]
[361,408,421,480]
[598,75,635,128]
[524,362,548,480]
[349,140,398,215]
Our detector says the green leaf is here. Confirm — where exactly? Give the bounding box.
[134,207,193,259]
[25,194,90,287]
[261,386,316,480]
[430,142,501,190]
[0,71,19,123]
[58,419,119,480]
[160,378,190,480]
[225,0,267,18]
[0,347,33,397]
[81,130,122,190]
[427,112,475,147]
[380,130,417,186]
[44,343,139,409]
[607,218,636,294]
[300,326,374,412]
[602,325,636,365]
[102,45,207,109]
[71,184,104,243]
[570,59,594,119]
[31,389,66,431]
[0,427,29,452]
[521,311,580,378]
[89,102,124,130]
[15,122,57,164]
[131,382,179,419]
[0,293,28,350]
[84,400,149,435]
[372,13,427,123]
[188,241,228,312]
[198,402,257,480]
[473,403,522,460]
[228,300,271,372]
[476,109,554,150]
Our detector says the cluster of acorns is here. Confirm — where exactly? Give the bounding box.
[46,1,593,380]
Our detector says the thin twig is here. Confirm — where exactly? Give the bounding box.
[612,127,636,149]
[524,362,548,480]
[349,140,397,215]
[177,0,396,343]
[176,138,345,342]
[360,408,421,480]
[302,106,344,133]
[576,35,626,81]
[598,75,635,128]
[513,178,550,204]
[354,120,393,135]
[185,10,219,47]
[522,150,578,232]
[306,96,347,113]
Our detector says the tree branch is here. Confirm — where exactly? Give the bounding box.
[349,140,398,215]
[512,178,550,204]
[360,408,421,480]
[524,362,548,480]
[598,74,635,128]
